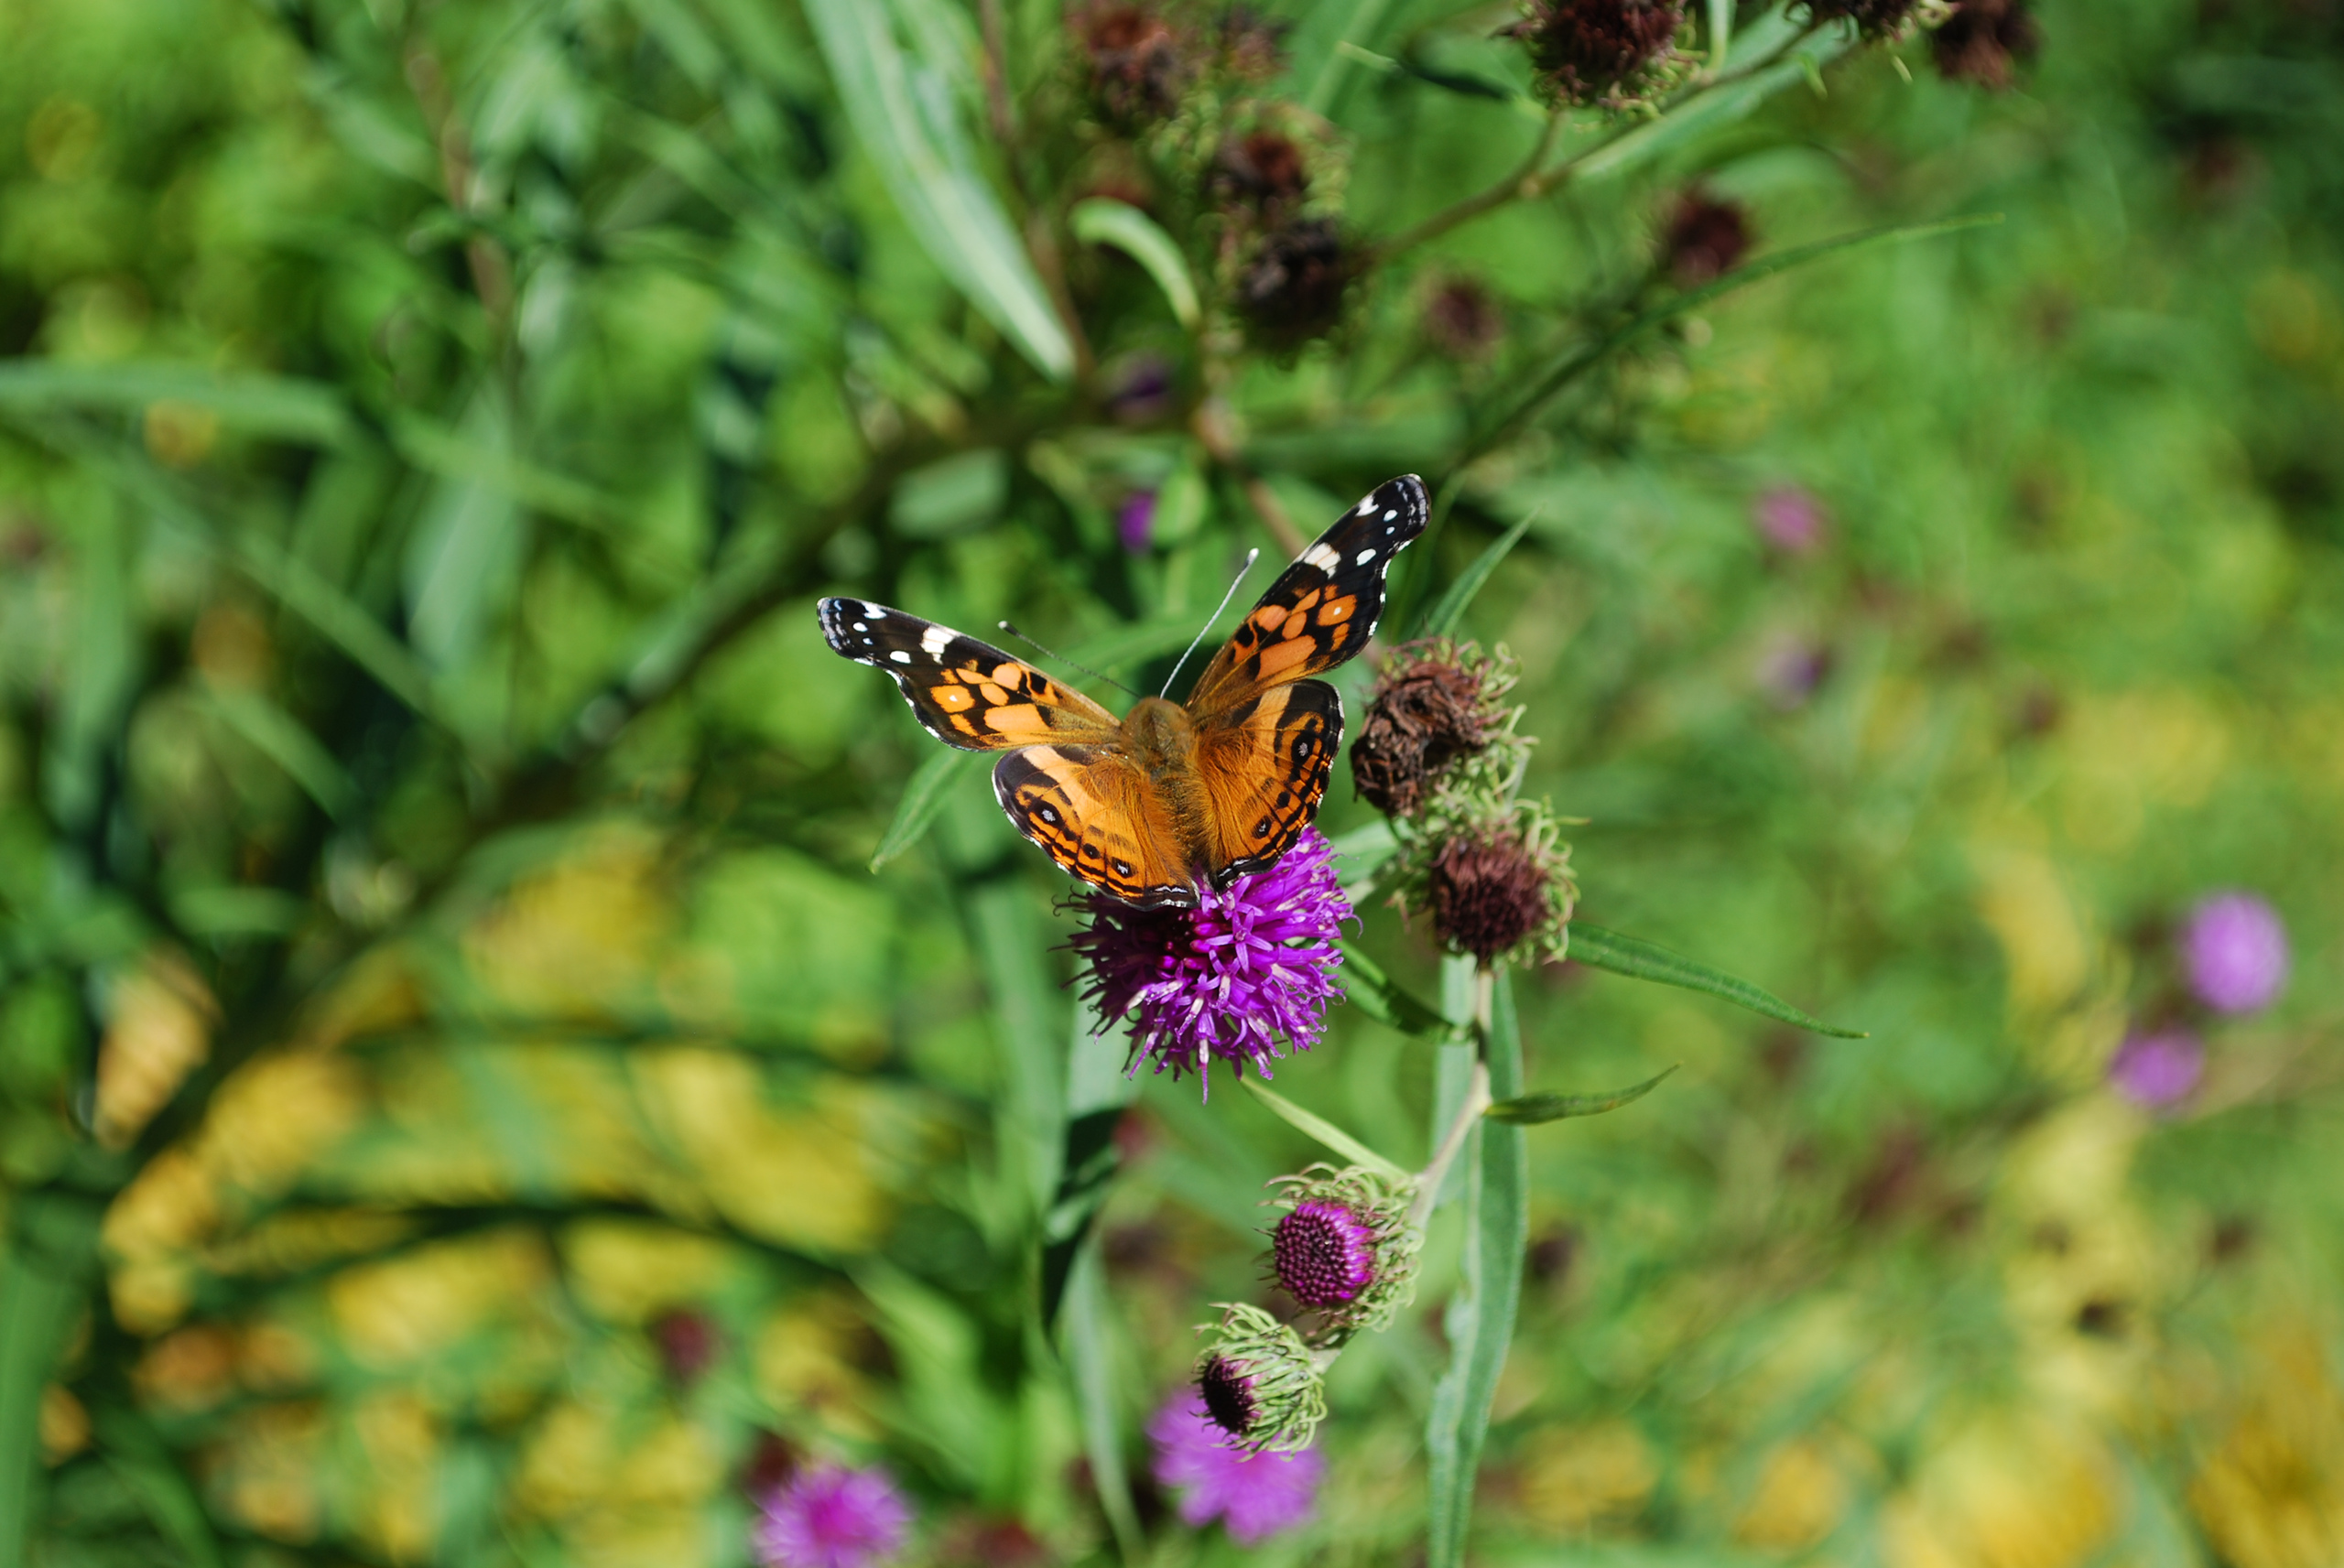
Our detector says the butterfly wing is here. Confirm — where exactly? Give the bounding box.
[1185,473,1430,718]
[993,746,1197,908]
[1192,680,1343,887]
[819,599,1121,751]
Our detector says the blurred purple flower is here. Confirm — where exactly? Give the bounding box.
[754,1465,911,1568]
[1148,1398,1324,1543]
[1069,827,1350,1099]
[1106,352,1177,424]
[2109,1029,2204,1110]
[1756,635,1832,708]
[1118,491,1157,553]
[2181,892,2289,1014]
[1753,485,1829,555]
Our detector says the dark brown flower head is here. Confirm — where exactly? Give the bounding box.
[1197,1351,1261,1437]
[1424,277,1505,360]
[1802,0,1925,38]
[1661,187,1753,288]
[1215,5,1291,80]
[1213,129,1311,214]
[1077,4,1188,127]
[1237,219,1351,349]
[1504,0,1687,109]
[1428,827,1558,965]
[1931,0,2038,90]
[1351,646,1493,818]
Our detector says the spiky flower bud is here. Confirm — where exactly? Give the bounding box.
[1192,1303,1328,1453]
[1503,0,1687,111]
[1931,0,2037,90]
[1427,813,1576,968]
[1661,188,1752,288]
[1268,1164,1421,1340]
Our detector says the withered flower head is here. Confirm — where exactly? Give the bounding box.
[1423,278,1505,361]
[1503,0,1687,110]
[1351,644,1496,819]
[1661,187,1752,288]
[1215,129,1312,214]
[1215,5,1291,81]
[1427,822,1568,967]
[1077,3,1188,127]
[1237,219,1351,350]
[1931,0,2038,90]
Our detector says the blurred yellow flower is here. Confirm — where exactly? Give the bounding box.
[756,1290,881,1441]
[2189,1330,2344,1568]
[560,1217,732,1325]
[1735,1435,1856,1552]
[462,827,673,1022]
[326,1227,553,1368]
[1516,1419,1658,1534]
[1970,849,2093,1019]
[1883,1410,2119,1568]
[94,948,217,1148]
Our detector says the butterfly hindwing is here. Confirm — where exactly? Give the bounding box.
[1194,679,1343,887]
[1186,473,1431,717]
[819,598,1120,752]
[993,746,1197,908]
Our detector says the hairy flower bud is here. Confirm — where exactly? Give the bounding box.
[1424,277,1505,361]
[1192,1303,1328,1453]
[1504,0,1687,110]
[1267,1164,1421,1340]
[1237,219,1351,350]
[1076,3,1187,128]
[1931,0,2037,90]
[1661,188,1752,288]
[1215,130,1311,214]
[1427,816,1575,967]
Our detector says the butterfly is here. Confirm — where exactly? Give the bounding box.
[819,474,1430,909]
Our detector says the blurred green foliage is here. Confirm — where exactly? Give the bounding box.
[2,0,2342,1565]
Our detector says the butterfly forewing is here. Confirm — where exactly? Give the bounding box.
[1186,473,1430,717]
[1193,680,1343,886]
[818,599,1121,752]
[993,746,1197,908]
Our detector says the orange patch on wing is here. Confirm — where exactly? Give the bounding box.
[1252,604,1289,633]
[980,683,1010,705]
[950,714,980,736]
[984,704,1052,736]
[934,686,976,710]
[1316,598,1354,624]
[1254,635,1318,679]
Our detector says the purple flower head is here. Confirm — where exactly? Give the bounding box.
[1068,827,1351,1098]
[1118,491,1157,553]
[2181,892,2289,1015]
[1149,1398,1324,1544]
[754,1464,911,1568]
[1753,485,1829,555]
[1273,1199,1378,1307]
[2109,1029,2204,1111]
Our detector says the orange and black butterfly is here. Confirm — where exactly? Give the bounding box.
[819,474,1429,908]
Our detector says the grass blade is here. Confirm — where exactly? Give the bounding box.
[198,689,356,819]
[1568,923,1868,1037]
[803,0,1075,380]
[870,750,977,871]
[1337,940,1452,1039]
[0,1196,102,1568]
[1241,1077,1412,1183]
[0,360,355,449]
[1416,514,1533,639]
[1070,199,1199,328]
[1059,1241,1142,1560]
[1706,0,1733,72]
[1425,967,1526,1568]
[1487,1063,1679,1124]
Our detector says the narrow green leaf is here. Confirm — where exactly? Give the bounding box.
[0,1196,102,1568]
[1487,1064,1680,1124]
[1425,968,1526,1568]
[168,885,308,939]
[870,750,977,871]
[88,1406,226,1568]
[1305,0,1404,114]
[1043,994,1138,1324]
[1568,924,1869,1037]
[1574,10,1849,185]
[198,689,356,818]
[0,360,355,449]
[1416,514,1533,639]
[1242,1077,1412,1183]
[1070,199,1199,329]
[1338,940,1452,1039]
[803,0,1075,380]
[1706,0,1733,72]
[387,412,627,533]
[1059,1242,1142,1561]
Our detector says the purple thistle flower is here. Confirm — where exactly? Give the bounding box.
[2180,892,2289,1015]
[2109,1029,2205,1110]
[1117,491,1157,553]
[754,1465,911,1568]
[1752,485,1829,555]
[1068,827,1351,1099]
[1273,1199,1378,1308]
[1148,1398,1324,1544]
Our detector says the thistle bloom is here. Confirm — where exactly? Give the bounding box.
[2109,1029,2204,1110]
[754,1465,911,1568]
[2181,892,2289,1015]
[1269,1164,1421,1339]
[1190,1303,1329,1453]
[1753,485,1829,555]
[1148,1399,1325,1543]
[1069,827,1350,1098]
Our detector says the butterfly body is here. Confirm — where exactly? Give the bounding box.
[821,474,1428,907]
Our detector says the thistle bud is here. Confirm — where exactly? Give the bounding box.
[1237,219,1351,351]
[1214,130,1311,216]
[1076,3,1187,128]
[1503,0,1687,111]
[1931,0,2038,90]
[1424,278,1505,362]
[1427,815,1575,967]
[1661,188,1752,288]
[1193,1303,1328,1453]
[1268,1165,1421,1340]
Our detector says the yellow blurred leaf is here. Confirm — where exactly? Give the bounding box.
[94,948,217,1148]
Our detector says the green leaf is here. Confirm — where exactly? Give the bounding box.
[803,0,1075,381]
[1305,0,1405,114]
[870,750,977,871]
[1706,0,1734,72]
[1425,968,1526,1568]
[88,1405,226,1568]
[198,688,356,819]
[1486,1064,1680,1124]
[168,885,309,939]
[1416,514,1534,639]
[1058,1241,1142,1561]
[1241,1077,1412,1183]
[0,1195,103,1568]
[1574,11,1850,185]
[1070,199,1199,329]
[0,360,356,449]
[1338,940,1452,1039]
[1568,924,1868,1038]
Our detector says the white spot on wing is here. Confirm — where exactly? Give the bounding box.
[1382,508,1398,521]
[1301,543,1341,572]
[852,622,868,632]
[920,623,954,661]
[889,650,911,664]
[1354,548,1378,565]
[865,606,887,619]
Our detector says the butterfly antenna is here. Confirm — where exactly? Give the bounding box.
[996,622,1140,699]
[1160,547,1260,698]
